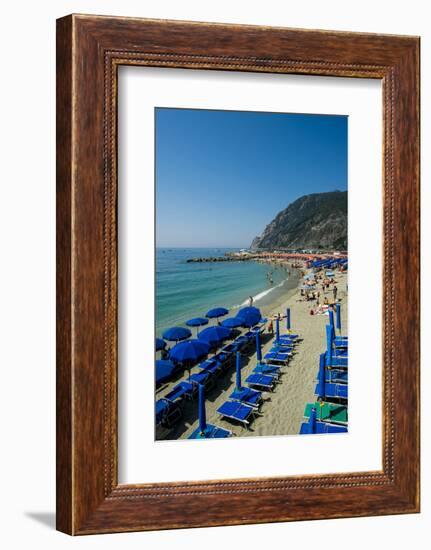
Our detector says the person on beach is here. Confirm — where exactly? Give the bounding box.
[333,285,338,301]
[268,319,274,334]
[248,295,254,307]
[324,296,328,305]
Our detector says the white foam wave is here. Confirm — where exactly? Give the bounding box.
[238,278,288,306]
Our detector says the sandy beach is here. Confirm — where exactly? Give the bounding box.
[156,267,348,440]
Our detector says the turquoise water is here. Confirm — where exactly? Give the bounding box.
[156,248,294,336]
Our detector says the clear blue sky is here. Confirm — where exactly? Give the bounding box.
[155,108,347,248]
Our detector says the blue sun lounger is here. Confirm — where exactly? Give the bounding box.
[189,371,216,391]
[316,382,348,400]
[217,400,257,428]
[315,353,348,401]
[326,369,348,384]
[230,386,262,408]
[271,340,294,352]
[198,358,222,377]
[246,373,277,390]
[189,424,232,438]
[300,406,348,434]
[213,351,232,371]
[164,381,197,403]
[155,398,182,428]
[253,363,282,378]
[327,356,348,368]
[264,350,290,364]
[300,419,348,434]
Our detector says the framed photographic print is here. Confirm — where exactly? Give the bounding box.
[56,15,420,534]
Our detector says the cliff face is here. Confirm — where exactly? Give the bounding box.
[250,191,347,251]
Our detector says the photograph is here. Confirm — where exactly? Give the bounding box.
[155,107,348,440]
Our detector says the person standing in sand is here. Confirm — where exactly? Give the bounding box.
[248,295,254,307]
[333,285,338,301]
[268,319,274,334]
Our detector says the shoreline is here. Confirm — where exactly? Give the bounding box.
[156,259,300,338]
[156,267,348,441]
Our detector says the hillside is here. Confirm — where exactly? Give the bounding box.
[250,191,347,251]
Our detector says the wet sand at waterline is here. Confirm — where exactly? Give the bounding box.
[156,270,348,440]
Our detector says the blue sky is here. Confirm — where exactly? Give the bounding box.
[155,108,347,248]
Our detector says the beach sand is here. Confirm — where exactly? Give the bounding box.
[156,268,348,440]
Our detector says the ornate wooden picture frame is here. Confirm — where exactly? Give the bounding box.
[56,14,420,534]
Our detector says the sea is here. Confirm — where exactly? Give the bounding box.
[156,248,298,336]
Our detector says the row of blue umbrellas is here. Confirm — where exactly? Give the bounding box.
[155,306,263,386]
[157,306,262,347]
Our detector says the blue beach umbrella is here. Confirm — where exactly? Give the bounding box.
[162,326,192,343]
[315,353,326,399]
[198,326,231,348]
[235,351,242,391]
[275,317,280,344]
[186,317,209,328]
[169,339,210,366]
[286,308,291,330]
[198,384,207,435]
[155,360,177,386]
[255,330,263,363]
[206,307,229,320]
[185,317,209,335]
[328,308,335,328]
[236,306,261,328]
[308,407,317,434]
[336,303,342,332]
[221,317,244,329]
[325,324,334,364]
[155,338,166,352]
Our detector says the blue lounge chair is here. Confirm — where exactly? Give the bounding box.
[253,363,282,378]
[155,398,182,428]
[230,386,262,408]
[264,350,290,364]
[189,424,232,438]
[189,371,215,391]
[300,407,347,434]
[299,420,348,434]
[213,351,232,370]
[164,381,197,403]
[326,369,348,384]
[198,358,222,377]
[189,385,231,439]
[315,353,348,401]
[325,325,348,367]
[229,352,263,409]
[246,373,277,390]
[217,400,257,428]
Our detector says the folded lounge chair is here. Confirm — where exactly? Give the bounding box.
[155,398,182,428]
[217,400,257,429]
